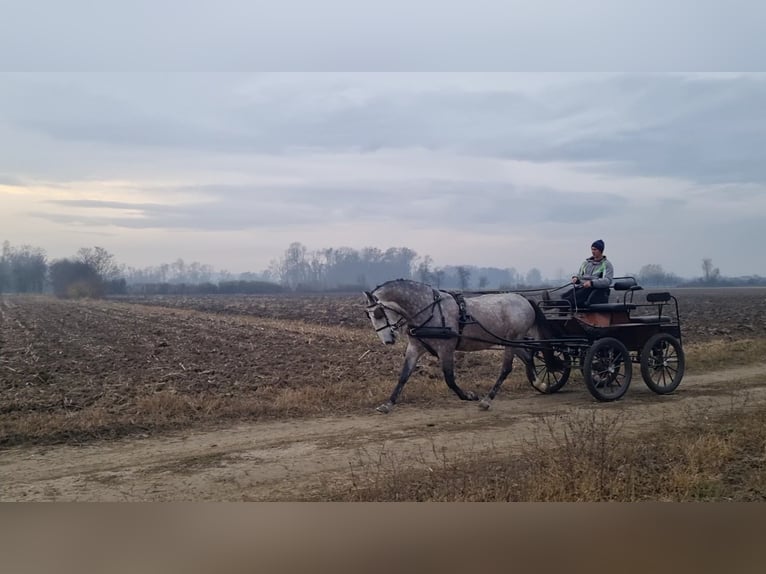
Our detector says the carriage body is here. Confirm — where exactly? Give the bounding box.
[530,277,685,401]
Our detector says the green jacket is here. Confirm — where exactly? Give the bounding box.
[575,256,614,289]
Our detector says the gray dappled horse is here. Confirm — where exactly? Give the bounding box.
[364,278,552,413]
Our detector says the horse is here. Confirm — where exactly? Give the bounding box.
[363,278,553,413]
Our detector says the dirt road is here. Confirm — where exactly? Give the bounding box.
[2,364,766,501]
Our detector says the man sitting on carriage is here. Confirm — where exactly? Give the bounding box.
[562,239,614,309]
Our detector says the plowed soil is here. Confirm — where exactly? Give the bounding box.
[1,287,765,500]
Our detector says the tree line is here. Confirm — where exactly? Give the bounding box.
[1,239,764,299]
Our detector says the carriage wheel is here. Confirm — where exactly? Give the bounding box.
[526,349,571,394]
[583,338,632,402]
[640,333,685,394]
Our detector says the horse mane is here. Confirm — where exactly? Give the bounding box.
[371,278,431,294]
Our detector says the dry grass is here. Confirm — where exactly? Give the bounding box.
[3,337,765,448]
[684,338,766,373]
[323,401,766,501]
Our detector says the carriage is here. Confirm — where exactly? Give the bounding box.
[526,277,685,402]
[364,277,684,412]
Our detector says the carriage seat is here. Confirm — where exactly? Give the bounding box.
[613,277,642,291]
[583,277,641,312]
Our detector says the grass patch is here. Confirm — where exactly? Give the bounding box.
[684,338,766,374]
[321,402,766,501]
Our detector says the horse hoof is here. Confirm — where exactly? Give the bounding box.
[479,399,492,411]
[464,390,479,401]
[535,379,549,392]
[376,402,392,414]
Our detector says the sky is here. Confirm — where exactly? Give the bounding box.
[1,5,765,280]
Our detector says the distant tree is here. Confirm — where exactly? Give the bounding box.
[2,242,47,293]
[278,242,311,288]
[76,246,120,281]
[49,259,103,298]
[638,263,666,286]
[433,268,445,288]
[416,255,434,284]
[525,268,542,287]
[701,258,720,283]
[0,241,11,292]
[456,266,471,289]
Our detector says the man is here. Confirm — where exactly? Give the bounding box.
[561,239,614,310]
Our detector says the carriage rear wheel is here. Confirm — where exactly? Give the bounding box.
[640,333,684,394]
[526,349,571,394]
[583,337,632,402]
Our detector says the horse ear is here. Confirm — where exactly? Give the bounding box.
[363,291,376,305]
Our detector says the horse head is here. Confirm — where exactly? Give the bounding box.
[363,290,405,345]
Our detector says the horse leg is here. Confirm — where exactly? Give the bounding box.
[440,351,478,402]
[479,348,516,410]
[377,343,421,414]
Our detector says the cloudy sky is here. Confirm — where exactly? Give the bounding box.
[1,6,764,280]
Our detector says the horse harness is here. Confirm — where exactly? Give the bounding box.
[369,289,476,356]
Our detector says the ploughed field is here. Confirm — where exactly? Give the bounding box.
[1,287,765,447]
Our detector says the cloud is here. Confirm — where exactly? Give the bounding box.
[523,75,766,185]
[36,181,633,235]
[2,72,766,278]
[0,174,26,186]
[5,73,766,189]
[2,1,766,70]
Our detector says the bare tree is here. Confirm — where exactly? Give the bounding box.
[456,266,471,289]
[416,255,434,283]
[701,258,720,283]
[2,242,47,293]
[639,263,665,286]
[77,246,120,281]
[433,268,445,288]
[525,268,542,287]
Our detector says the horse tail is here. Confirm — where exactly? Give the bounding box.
[527,298,558,370]
[527,298,552,339]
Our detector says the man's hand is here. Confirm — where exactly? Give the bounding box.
[571,276,579,284]
[583,280,592,288]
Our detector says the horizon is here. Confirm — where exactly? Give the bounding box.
[3,237,757,286]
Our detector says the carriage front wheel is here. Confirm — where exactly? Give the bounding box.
[526,349,571,394]
[640,333,684,394]
[583,337,632,402]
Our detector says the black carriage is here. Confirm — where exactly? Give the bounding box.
[528,277,684,402]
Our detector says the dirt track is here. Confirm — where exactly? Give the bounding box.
[2,363,765,501]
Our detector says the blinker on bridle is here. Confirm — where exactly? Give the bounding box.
[366,300,407,333]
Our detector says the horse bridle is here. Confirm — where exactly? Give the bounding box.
[365,300,408,334]
[365,289,447,335]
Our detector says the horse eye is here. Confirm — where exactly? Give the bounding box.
[373,308,385,320]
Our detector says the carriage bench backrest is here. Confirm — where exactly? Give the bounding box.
[646,292,671,303]
[578,277,640,311]
[610,276,643,307]
[613,277,641,291]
